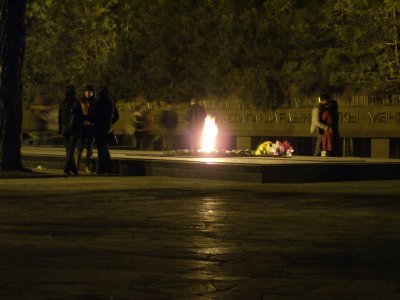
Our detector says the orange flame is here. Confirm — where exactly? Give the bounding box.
[201,115,219,152]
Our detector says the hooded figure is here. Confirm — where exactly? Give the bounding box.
[90,86,119,174]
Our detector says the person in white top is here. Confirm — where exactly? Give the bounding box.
[310,95,329,156]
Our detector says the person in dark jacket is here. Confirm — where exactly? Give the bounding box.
[58,85,83,176]
[160,101,178,150]
[75,85,96,173]
[185,97,206,150]
[90,85,119,174]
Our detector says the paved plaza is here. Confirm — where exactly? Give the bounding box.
[1,173,400,299]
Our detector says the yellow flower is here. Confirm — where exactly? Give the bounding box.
[256,141,273,155]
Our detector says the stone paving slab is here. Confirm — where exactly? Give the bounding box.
[0,175,400,299]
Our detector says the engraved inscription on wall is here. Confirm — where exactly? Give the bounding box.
[115,95,400,137]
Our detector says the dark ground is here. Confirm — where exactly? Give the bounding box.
[0,172,400,299]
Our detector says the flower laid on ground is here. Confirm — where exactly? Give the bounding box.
[163,142,293,158]
[255,140,294,157]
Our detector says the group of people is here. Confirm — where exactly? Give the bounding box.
[311,94,341,157]
[123,100,196,151]
[123,102,158,151]
[58,85,119,176]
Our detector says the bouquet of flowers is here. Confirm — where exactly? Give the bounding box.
[255,140,294,157]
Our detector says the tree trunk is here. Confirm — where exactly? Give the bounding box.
[0,0,26,170]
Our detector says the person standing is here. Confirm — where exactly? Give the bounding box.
[30,98,49,144]
[185,97,206,150]
[75,85,95,173]
[160,101,178,150]
[58,85,83,176]
[132,105,143,149]
[133,103,151,150]
[90,86,116,174]
[310,95,329,156]
[330,99,341,156]
[321,99,341,157]
[43,103,60,144]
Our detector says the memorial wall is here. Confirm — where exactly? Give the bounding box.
[114,95,400,139]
